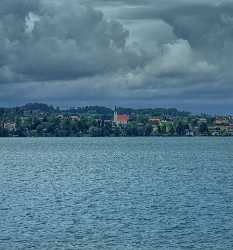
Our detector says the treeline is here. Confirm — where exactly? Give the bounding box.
[0,117,206,137]
[0,103,189,117]
[0,103,218,137]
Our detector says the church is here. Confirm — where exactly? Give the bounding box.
[113,107,129,125]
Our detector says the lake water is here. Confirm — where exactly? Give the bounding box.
[0,138,233,249]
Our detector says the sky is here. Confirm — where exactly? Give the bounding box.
[1,0,233,113]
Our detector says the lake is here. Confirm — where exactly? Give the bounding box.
[0,137,233,249]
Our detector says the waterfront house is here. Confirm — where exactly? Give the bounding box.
[224,125,233,136]
[208,126,221,136]
[185,129,194,136]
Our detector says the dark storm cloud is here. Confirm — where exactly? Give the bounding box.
[157,2,233,77]
[0,0,145,83]
[123,2,233,51]
[0,0,40,16]
[96,0,233,101]
[115,1,233,67]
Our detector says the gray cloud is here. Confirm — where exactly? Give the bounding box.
[115,1,233,64]
[0,0,146,83]
[0,0,233,112]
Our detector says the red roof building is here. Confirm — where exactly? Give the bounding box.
[149,118,161,125]
[114,110,129,125]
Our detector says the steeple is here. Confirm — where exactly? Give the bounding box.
[114,106,118,122]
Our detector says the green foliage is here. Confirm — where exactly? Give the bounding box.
[199,122,209,134]
[0,103,229,137]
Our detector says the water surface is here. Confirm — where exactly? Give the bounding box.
[0,137,233,249]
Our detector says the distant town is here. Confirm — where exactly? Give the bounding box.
[0,103,233,137]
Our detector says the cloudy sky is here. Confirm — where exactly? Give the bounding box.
[1,0,233,113]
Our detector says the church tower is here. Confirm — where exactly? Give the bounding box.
[114,106,118,123]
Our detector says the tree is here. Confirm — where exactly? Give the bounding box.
[168,124,176,136]
[0,128,9,137]
[176,122,186,136]
[126,122,138,136]
[145,124,153,136]
[89,127,102,137]
[158,123,167,135]
[199,122,208,135]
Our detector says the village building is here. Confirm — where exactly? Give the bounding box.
[149,117,161,125]
[70,115,81,121]
[4,122,16,132]
[224,125,233,136]
[185,129,194,136]
[214,117,229,126]
[56,114,64,119]
[198,118,208,124]
[208,126,222,136]
[113,107,129,125]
